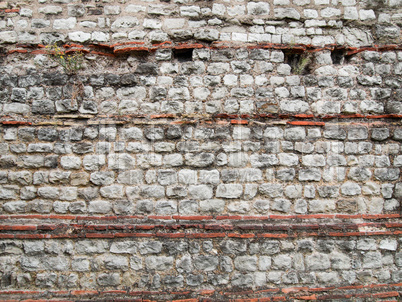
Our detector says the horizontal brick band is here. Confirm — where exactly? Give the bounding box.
[1,231,401,240]
[1,114,402,127]
[0,213,400,221]
[6,42,402,57]
[0,283,400,301]
[0,220,401,239]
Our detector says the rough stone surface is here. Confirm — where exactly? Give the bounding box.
[0,1,400,299]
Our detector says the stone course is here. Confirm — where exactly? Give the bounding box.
[0,0,400,46]
[0,237,400,289]
[0,49,402,117]
[0,123,400,215]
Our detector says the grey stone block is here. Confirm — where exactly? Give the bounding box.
[374,168,400,181]
[250,154,278,167]
[259,184,283,198]
[185,153,214,167]
[163,275,184,287]
[72,257,90,272]
[362,252,382,269]
[284,127,306,141]
[155,200,176,214]
[194,29,219,41]
[88,200,112,214]
[188,185,213,200]
[88,172,115,186]
[76,240,108,254]
[194,255,219,271]
[36,273,57,287]
[32,100,55,115]
[146,256,173,270]
[216,184,243,198]
[220,240,247,255]
[305,253,330,270]
[260,241,280,255]
[324,127,347,140]
[139,242,162,255]
[234,256,257,272]
[200,199,224,213]
[299,169,321,181]
[117,170,143,185]
[97,273,120,286]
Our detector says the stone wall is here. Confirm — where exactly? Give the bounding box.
[0,0,401,300]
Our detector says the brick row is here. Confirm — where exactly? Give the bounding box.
[0,284,400,301]
[7,42,402,56]
[1,230,401,240]
[0,213,400,221]
[1,221,401,232]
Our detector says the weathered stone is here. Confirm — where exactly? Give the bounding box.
[155,200,176,214]
[108,153,135,170]
[274,8,300,19]
[250,154,278,167]
[306,253,330,270]
[299,169,321,181]
[88,200,111,214]
[194,255,219,271]
[188,185,213,200]
[234,256,257,272]
[248,2,269,15]
[216,184,243,199]
[185,153,214,167]
[97,273,120,286]
[199,199,224,213]
[0,2,400,293]
[194,29,219,41]
[145,256,173,271]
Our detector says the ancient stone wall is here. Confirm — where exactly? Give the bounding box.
[0,0,401,300]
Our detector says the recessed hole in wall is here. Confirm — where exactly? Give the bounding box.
[285,52,312,75]
[344,53,356,64]
[285,53,300,69]
[331,49,345,65]
[173,49,193,62]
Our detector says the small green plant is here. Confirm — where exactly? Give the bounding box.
[46,44,84,74]
[293,53,313,75]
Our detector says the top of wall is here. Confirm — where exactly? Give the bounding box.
[0,0,401,48]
